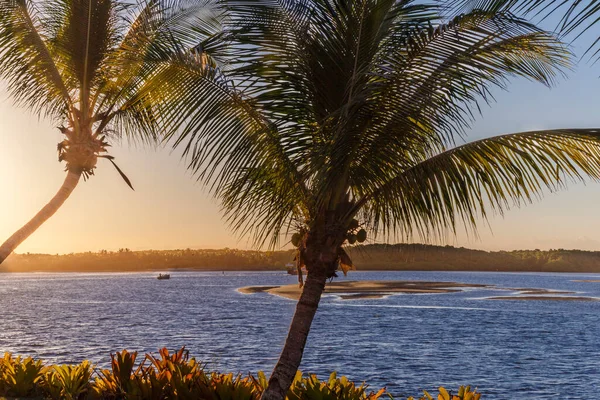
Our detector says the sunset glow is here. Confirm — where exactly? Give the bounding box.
[3,72,600,255]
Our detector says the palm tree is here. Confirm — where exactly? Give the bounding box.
[0,0,229,264]
[172,1,600,399]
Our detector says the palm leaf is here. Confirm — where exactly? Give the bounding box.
[0,0,71,117]
[446,0,600,60]
[98,154,134,189]
[51,0,117,108]
[357,129,600,240]
[343,10,571,207]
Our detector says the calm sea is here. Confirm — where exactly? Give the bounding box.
[1,271,599,399]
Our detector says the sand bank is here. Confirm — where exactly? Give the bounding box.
[505,288,575,295]
[239,281,595,301]
[239,280,489,300]
[237,286,280,294]
[488,296,599,302]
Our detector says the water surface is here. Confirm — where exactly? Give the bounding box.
[1,271,599,399]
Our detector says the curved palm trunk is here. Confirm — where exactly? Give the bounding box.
[261,272,327,400]
[0,169,82,264]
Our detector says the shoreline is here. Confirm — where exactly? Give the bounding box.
[4,267,600,274]
[0,266,600,276]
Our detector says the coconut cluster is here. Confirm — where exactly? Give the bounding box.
[346,219,366,244]
[289,220,367,248]
[60,142,99,171]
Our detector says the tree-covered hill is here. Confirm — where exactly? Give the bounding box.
[4,244,600,273]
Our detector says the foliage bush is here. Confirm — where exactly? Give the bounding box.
[0,348,480,399]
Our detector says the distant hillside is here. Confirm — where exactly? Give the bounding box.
[1,248,292,272]
[3,244,600,273]
[347,244,600,273]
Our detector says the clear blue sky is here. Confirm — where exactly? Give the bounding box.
[1,15,600,254]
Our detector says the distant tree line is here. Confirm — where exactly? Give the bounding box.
[347,244,600,273]
[3,244,600,273]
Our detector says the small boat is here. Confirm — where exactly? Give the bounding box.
[157,273,170,280]
[286,263,307,275]
[285,262,296,274]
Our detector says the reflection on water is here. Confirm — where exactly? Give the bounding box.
[1,270,600,399]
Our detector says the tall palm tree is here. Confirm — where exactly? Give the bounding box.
[172,1,600,399]
[0,0,229,264]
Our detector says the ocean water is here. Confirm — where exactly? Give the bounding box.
[1,270,599,399]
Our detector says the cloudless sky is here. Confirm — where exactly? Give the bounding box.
[1,15,600,255]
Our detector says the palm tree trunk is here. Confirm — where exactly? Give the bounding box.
[0,169,82,264]
[261,271,327,400]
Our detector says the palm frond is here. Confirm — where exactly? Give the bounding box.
[0,0,71,118]
[320,9,571,213]
[349,10,571,202]
[221,163,310,248]
[93,0,224,143]
[50,0,118,109]
[357,129,600,240]
[98,154,134,189]
[445,0,600,60]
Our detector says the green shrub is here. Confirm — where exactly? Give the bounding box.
[284,371,386,400]
[42,361,93,400]
[92,349,140,399]
[0,353,44,398]
[408,385,481,400]
[0,349,480,399]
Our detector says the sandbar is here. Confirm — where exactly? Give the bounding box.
[504,288,575,295]
[239,280,489,301]
[488,296,599,302]
[237,286,280,294]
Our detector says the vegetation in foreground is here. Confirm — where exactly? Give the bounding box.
[6,244,600,273]
[0,348,480,400]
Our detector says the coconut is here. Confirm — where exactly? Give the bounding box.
[348,219,359,230]
[291,233,302,247]
[356,229,367,243]
[347,234,357,244]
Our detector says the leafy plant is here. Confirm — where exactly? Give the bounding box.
[92,350,141,399]
[0,353,44,397]
[408,385,481,400]
[0,349,482,400]
[203,373,258,400]
[143,347,206,398]
[288,371,386,400]
[42,361,93,400]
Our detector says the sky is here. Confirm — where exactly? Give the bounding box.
[2,23,600,255]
